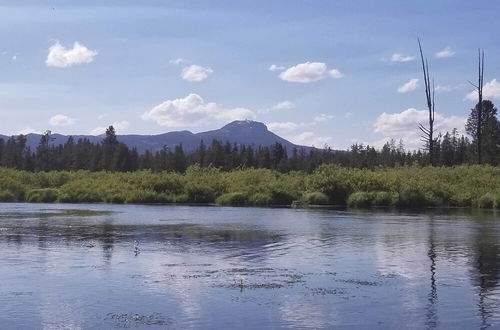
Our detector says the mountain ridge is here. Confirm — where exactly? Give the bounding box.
[0,120,312,154]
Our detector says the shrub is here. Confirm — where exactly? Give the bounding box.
[185,183,216,203]
[347,191,398,208]
[248,192,272,206]
[269,188,295,205]
[0,190,15,202]
[372,191,398,207]
[216,192,248,206]
[398,186,431,208]
[58,184,102,203]
[125,190,158,204]
[478,193,498,209]
[347,192,373,208]
[301,191,330,205]
[26,188,59,203]
[150,175,184,194]
[103,193,126,204]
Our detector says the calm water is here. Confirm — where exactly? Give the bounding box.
[1,204,500,329]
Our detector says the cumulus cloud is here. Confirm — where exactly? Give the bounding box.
[269,64,285,71]
[288,131,332,148]
[313,114,334,123]
[142,93,256,128]
[373,108,466,149]
[397,78,419,93]
[279,62,343,83]
[345,112,353,119]
[435,47,455,58]
[90,121,130,135]
[272,100,294,111]
[181,64,213,82]
[49,114,75,126]
[390,53,415,62]
[465,79,500,101]
[46,41,97,68]
[267,122,299,134]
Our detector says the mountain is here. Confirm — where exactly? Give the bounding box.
[0,120,310,154]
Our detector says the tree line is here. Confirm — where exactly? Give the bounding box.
[0,100,499,173]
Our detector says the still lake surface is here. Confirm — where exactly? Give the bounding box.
[1,203,500,329]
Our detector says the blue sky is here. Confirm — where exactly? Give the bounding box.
[1,0,499,149]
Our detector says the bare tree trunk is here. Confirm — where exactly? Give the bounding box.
[418,39,435,166]
[477,50,484,164]
[468,49,485,164]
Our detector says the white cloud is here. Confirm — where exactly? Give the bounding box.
[272,100,294,111]
[267,122,299,133]
[373,108,466,149]
[90,121,130,135]
[397,78,419,93]
[181,64,213,82]
[279,62,343,83]
[288,131,332,148]
[169,57,186,65]
[11,55,17,61]
[142,93,256,128]
[390,53,415,62]
[435,47,455,58]
[269,64,285,71]
[313,113,334,123]
[46,41,97,68]
[345,112,353,119]
[49,114,75,126]
[465,79,500,101]
[435,83,465,93]
[16,128,40,135]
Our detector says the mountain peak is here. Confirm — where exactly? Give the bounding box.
[221,120,268,132]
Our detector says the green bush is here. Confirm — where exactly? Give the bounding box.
[58,184,102,203]
[347,192,373,208]
[248,192,272,206]
[26,188,59,203]
[216,192,248,206]
[347,191,398,208]
[185,183,216,203]
[301,191,330,205]
[0,190,15,202]
[269,189,295,205]
[125,190,158,204]
[478,193,498,209]
[372,191,398,207]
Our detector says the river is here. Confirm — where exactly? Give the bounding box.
[1,203,499,329]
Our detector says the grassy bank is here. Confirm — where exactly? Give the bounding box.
[1,164,500,209]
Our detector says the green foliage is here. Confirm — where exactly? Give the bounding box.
[26,188,59,203]
[248,192,272,206]
[0,190,15,202]
[216,192,248,206]
[301,191,330,205]
[1,165,500,210]
[185,183,217,203]
[477,193,499,209]
[58,182,103,203]
[347,191,398,208]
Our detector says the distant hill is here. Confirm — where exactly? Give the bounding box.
[0,120,311,154]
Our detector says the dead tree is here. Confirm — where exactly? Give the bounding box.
[418,38,435,166]
[469,49,485,164]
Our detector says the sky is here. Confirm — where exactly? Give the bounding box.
[1,0,500,149]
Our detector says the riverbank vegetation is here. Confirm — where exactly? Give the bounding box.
[1,164,500,209]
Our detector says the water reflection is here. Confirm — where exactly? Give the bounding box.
[1,204,500,329]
